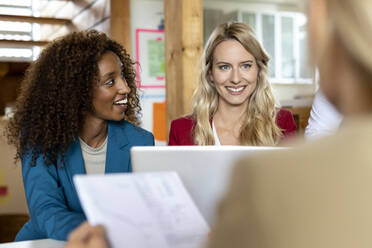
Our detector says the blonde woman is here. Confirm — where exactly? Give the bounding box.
[168,22,296,146]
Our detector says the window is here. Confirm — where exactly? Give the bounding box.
[0,0,40,61]
[241,12,256,29]
[236,11,313,84]
[281,16,295,79]
[262,14,276,78]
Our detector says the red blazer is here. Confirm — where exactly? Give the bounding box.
[168,108,296,145]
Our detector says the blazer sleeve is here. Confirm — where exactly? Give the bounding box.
[168,117,195,145]
[146,132,155,146]
[22,154,85,240]
[168,120,179,145]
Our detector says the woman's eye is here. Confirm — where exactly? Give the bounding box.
[242,64,252,69]
[219,65,230,70]
[104,79,115,86]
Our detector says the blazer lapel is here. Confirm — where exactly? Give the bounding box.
[105,121,130,173]
[64,137,86,184]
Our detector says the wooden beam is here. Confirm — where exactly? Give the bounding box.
[0,14,70,25]
[164,0,203,136]
[0,39,49,47]
[110,0,131,54]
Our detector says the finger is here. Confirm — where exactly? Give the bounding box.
[67,222,92,242]
[86,225,109,248]
[88,233,110,248]
[89,225,106,237]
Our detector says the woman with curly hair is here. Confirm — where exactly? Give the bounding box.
[6,30,154,241]
[168,22,296,146]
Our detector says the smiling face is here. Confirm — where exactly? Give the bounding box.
[91,50,131,122]
[210,39,258,109]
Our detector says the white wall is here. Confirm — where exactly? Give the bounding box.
[130,0,165,144]
[272,83,314,107]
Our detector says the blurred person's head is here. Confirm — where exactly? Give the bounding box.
[308,0,372,115]
[192,22,281,145]
[7,30,140,167]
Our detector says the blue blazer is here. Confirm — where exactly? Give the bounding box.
[16,120,154,241]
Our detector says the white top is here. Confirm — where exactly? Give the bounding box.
[305,90,343,139]
[79,136,108,174]
[212,120,221,146]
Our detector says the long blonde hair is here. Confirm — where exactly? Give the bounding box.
[191,22,282,145]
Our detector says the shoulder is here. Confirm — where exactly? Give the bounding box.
[170,116,195,129]
[170,116,196,134]
[109,120,154,144]
[208,122,372,247]
[276,108,294,121]
[231,119,372,208]
[238,118,371,174]
[168,116,195,145]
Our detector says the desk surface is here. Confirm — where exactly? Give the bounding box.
[0,239,65,248]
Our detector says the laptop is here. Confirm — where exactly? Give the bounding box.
[131,146,283,225]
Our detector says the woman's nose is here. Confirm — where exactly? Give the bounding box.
[230,68,241,84]
[117,77,131,94]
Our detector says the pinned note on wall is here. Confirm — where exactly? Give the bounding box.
[135,29,165,89]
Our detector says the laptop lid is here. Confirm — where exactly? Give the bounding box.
[131,146,282,225]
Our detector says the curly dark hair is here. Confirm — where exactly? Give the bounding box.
[6,30,141,167]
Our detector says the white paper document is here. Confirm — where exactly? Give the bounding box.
[74,172,210,248]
